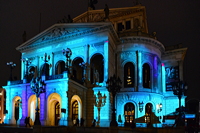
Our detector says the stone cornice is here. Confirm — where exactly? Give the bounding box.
[120,36,165,54]
[162,47,187,61]
[163,47,187,56]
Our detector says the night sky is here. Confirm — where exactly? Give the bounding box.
[0,0,200,100]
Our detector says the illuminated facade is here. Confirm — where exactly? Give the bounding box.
[0,88,6,124]
[3,5,187,127]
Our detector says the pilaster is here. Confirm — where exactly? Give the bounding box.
[86,87,95,127]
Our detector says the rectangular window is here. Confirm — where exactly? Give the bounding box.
[126,21,131,30]
[117,23,124,31]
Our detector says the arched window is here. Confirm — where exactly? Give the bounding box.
[143,63,150,88]
[124,102,135,127]
[72,57,84,84]
[90,54,104,84]
[41,63,50,76]
[72,101,78,121]
[55,61,65,75]
[124,62,134,87]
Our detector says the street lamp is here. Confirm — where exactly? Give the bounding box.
[138,101,144,112]
[94,91,106,127]
[62,48,72,73]
[157,103,162,113]
[30,77,45,125]
[21,58,31,80]
[172,80,188,127]
[106,74,122,127]
[7,62,16,81]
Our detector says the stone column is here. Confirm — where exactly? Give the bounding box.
[37,56,40,77]
[49,53,54,76]
[21,59,25,80]
[161,63,166,93]
[59,81,69,126]
[4,87,11,124]
[85,44,90,83]
[104,41,109,84]
[19,87,27,126]
[39,93,46,125]
[179,61,184,81]
[136,51,142,91]
[152,56,158,93]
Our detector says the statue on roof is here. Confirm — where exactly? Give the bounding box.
[134,0,141,5]
[67,15,73,23]
[57,14,73,23]
[89,0,98,10]
[22,31,26,42]
[104,4,109,20]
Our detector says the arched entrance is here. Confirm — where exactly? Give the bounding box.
[55,102,60,125]
[28,95,40,126]
[145,103,153,127]
[13,96,22,125]
[71,95,82,126]
[124,102,135,127]
[47,93,61,126]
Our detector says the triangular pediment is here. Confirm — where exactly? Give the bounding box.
[16,22,116,52]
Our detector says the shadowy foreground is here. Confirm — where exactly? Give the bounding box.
[0,125,185,133]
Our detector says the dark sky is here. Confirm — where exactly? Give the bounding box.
[0,0,200,100]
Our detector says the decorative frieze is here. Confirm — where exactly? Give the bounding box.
[120,37,165,54]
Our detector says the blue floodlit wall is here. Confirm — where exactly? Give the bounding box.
[3,22,186,127]
[93,87,110,127]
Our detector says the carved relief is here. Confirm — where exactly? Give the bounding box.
[39,28,80,42]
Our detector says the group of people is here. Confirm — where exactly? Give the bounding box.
[73,118,97,127]
[73,117,85,126]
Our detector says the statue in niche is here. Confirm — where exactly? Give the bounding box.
[134,0,141,5]
[94,69,99,84]
[134,19,140,29]
[67,15,73,23]
[104,4,109,20]
[152,32,157,39]
[57,14,73,23]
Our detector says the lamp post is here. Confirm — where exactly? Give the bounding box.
[94,91,106,127]
[21,58,31,80]
[62,48,72,73]
[30,77,45,125]
[157,103,162,113]
[106,74,122,127]
[7,62,16,81]
[172,80,188,127]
